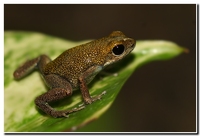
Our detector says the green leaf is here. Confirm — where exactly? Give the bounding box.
[4,31,186,132]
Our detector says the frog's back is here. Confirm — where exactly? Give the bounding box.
[43,38,109,86]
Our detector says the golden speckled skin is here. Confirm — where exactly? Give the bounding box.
[44,31,135,89]
[13,31,136,118]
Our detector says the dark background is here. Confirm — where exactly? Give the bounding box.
[4,4,196,132]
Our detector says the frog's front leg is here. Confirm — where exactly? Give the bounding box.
[79,66,106,104]
[35,74,85,118]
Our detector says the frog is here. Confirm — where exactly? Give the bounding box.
[13,31,136,118]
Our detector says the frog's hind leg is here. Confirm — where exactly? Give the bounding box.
[35,74,85,118]
[13,55,51,80]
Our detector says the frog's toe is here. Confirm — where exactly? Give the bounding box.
[62,113,69,118]
[73,105,85,111]
[101,90,106,95]
[97,90,107,98]
[79,105,86,109]
[78,103,85,107]
[91,91,107,102]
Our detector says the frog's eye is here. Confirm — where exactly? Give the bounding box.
[112,44,125,56]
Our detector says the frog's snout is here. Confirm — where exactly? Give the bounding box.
[131,39,136,49]
[124,38,136,50]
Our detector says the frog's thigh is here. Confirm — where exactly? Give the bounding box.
[14,54,51,79]
[37,55,51,74]
[44,74,72,92]
[35,74,73,117]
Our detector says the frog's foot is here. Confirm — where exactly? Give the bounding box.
[69,104,85,113]
[78,103,85,107]
[52,105,85,118]
[82,91,106,105]
[91,90,106,103]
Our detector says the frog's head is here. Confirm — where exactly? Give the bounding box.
[103,31,136,66]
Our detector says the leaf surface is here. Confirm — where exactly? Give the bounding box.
[4,31,186,132]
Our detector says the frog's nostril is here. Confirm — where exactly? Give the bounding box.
[124,38,136,48]
[132,40,136,48]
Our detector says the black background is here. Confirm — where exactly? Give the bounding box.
[4,4,196,132]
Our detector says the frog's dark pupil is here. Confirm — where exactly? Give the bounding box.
[112,44,125,55]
